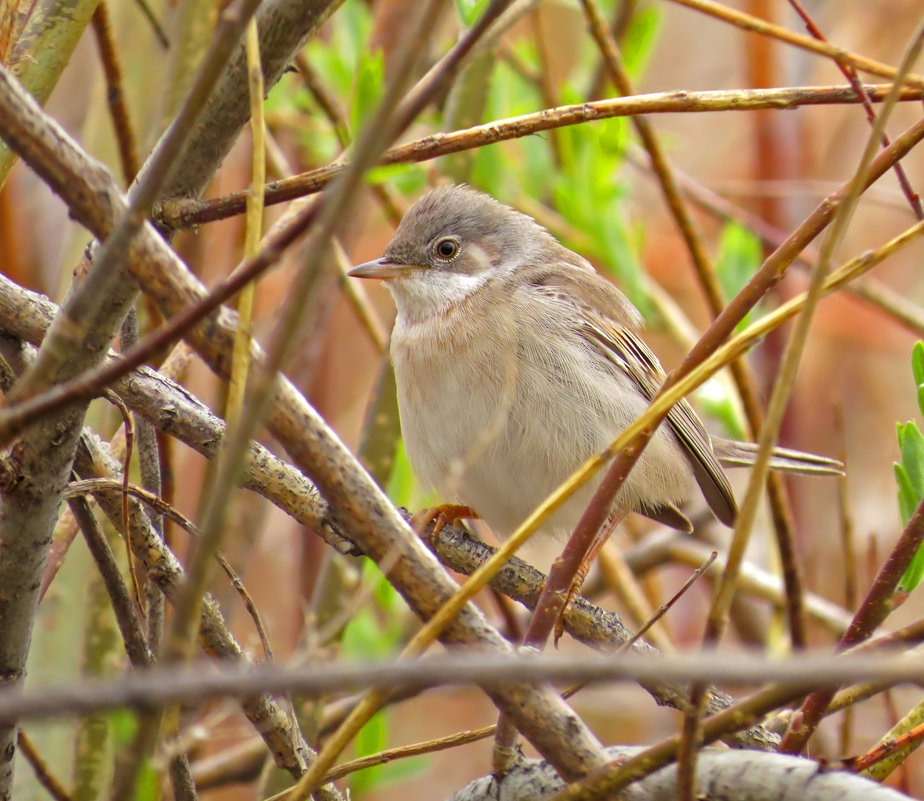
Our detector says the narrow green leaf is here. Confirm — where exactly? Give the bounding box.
[349,48,385,135]
[912,341,924,386]
[899,553,924,596]
[350,710,389,794]
[341,561,407,660]
[914,341,924,417]
[366,163,427,195]
[895,345,924,595]
[895,463,917,528]
[454,0,490,27]
[716,222,761,328]
[695,379,746,441]
[899,421,924,500]
[133,761,160,801]
[622,7,663,80]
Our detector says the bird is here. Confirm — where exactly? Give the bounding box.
[349,184,840,545]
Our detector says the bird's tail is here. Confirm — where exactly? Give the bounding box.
[711,437,844,476]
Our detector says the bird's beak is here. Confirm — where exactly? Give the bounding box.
[348,257,416,280]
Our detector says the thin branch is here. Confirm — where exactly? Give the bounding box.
[6,0,262,406]
[781,494,924,751]
[773,20,924,753]
[90,1,139,185]
[623,532,853,636]
[427,521,777,750]
[105,390,145,617]
[151,0,344,203]
[706,0,923,669]
[2,651,924,725]
[156,83,924,228]
[666,0,924,87]
[131,0,170,48]
[17,730,72,801]
[786,0,922,219]
[624,145,924,337]
[119,311,165,651]
[64,477,276,664]
[625,552,717,650]
[581,0,806,658]
[68,494,153,668]
[0,282,346,555]
[69,437,317,781]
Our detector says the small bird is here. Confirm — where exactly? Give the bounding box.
[350,185,839,542]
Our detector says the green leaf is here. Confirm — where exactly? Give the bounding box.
[110,708,137,745]
[894,404,924,593]
[469,59,541,199]
[912,341,924,386]
[695,379,746,441]
[899,421,924,502]
[899,551,924,596]
[133,761,160,801]
[895,462,918,528]
[347,713,428,792]
[622,7,663,80]
[350,710,389,794]
[599,116,629,156]
[716,222,761,328]
[341,561,407,660]
[349,48,385,136]
[302,1,372,99]
[366,163,428,195]
[107,712,159,801]
[386,440,437,509]
[454,0,489,27]
[913,341,924,417]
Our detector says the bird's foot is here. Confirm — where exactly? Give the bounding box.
[411,504,477,548]
[553,555,595,645]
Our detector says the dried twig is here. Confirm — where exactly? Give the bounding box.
[157,84,924,228]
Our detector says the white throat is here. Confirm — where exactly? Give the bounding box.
[388,269,488,323]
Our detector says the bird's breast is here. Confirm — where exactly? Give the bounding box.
[391,309,517,496]
[389,300,694,540]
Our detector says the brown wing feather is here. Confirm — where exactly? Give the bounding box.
[523,264,738,526]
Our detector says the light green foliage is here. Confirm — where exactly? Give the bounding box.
[695,378,747,441]
[341,559,426,794]
[455,0,490,27]
[894,341,924,594]
[913,339,924,417]
[267,1,378,163]
[350,48,386,138]
[109,710,158,801]
[622,7,663,79]
[342,561,405,660]
[366,163,428,196]
[716,221,762,329]
[469,50,543,199]
[386,440,437,511]
[308,0,373,101]
[551,103,647,313]
[349,705,428,795]
[337,443,437,794]
[470,36,651,313]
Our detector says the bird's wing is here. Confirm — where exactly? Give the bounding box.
[522,263,737,526]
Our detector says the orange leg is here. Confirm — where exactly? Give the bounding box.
[411,504,477,547]
[554,511,624,644]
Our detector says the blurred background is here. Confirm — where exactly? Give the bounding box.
[3,0,924,798]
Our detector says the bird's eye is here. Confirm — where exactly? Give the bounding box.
[434,237,460,261]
